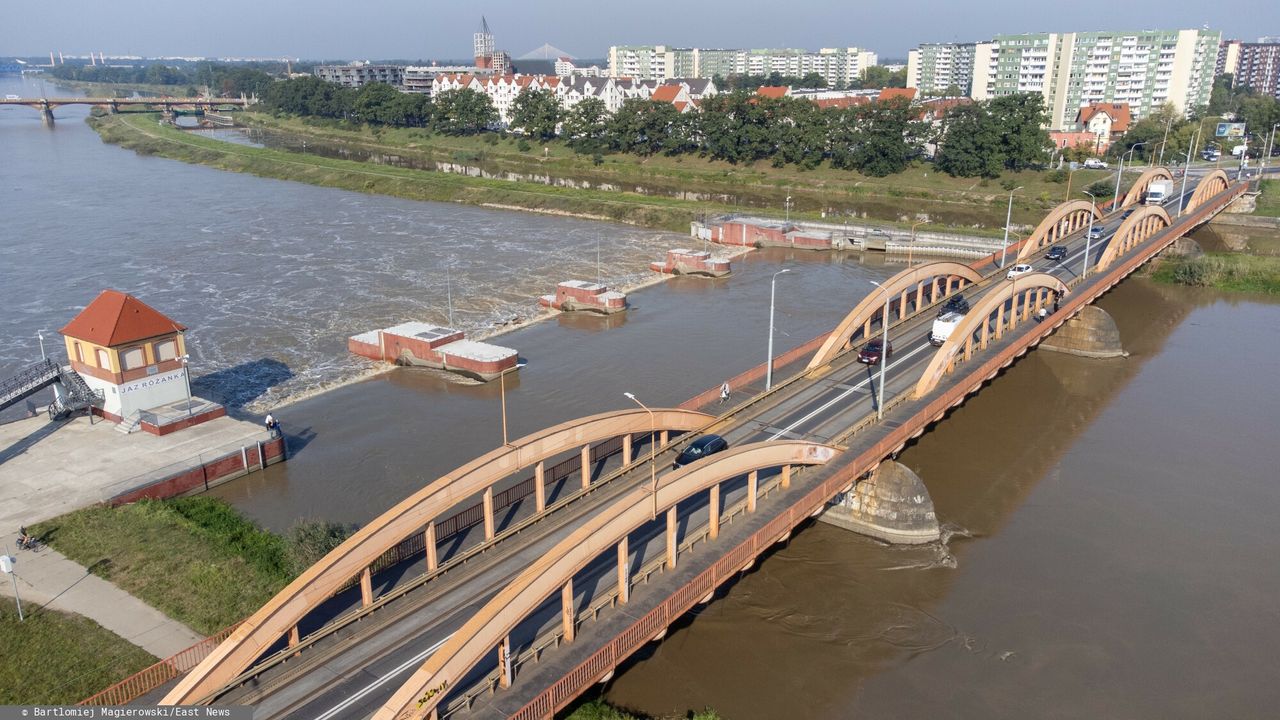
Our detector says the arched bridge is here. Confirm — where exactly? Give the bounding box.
[0,96,255,126]
[149,167,1248,720]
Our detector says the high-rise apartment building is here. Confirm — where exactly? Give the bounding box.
[1219,39,1280,98]
[906,43,977,96]
[908,29,1220,128]
[608,45,877,87]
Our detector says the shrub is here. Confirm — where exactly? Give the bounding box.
[516,138,531,152]
[287,519,358,575]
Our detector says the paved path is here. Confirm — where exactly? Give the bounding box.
[1,529,204,658]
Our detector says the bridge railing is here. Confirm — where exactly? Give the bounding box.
[79,623,240,706]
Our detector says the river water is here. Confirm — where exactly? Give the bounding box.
[5,73,1280,718]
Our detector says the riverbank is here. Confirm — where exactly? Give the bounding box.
[1152,252,1280,294]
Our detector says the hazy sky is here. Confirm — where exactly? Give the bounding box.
[2,1,1273,61]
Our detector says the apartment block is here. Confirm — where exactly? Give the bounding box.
[1219,40,1280,98]
[906,43,977,96]
[608,45,877,87]
[965,29,1220,128]
[314,62,404,88]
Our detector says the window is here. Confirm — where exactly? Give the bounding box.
[120,346,146,371]
[95,348,110,369]
[74,343,83,363]
[155,339,178,362]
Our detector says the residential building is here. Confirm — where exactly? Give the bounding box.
[402,65,480,94]
[1219,40,1280,98]
[965,29,1220,128]
[907,43,977,96]
[314,62,404,88]
[1075,102,1130,153]
[608,45,877,87]
[555,57,603,77]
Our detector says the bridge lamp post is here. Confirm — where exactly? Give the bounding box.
[37,332,46,360]
[1262,124,1279,176]
[1000,187,1023,269]
[869,281,890,420]
[765,268,791,391]
[1082,191,1098,279]
[623,392,658,520]
[909,220,930,267]
[179,354,193,417]
[1178,128,1200,217]
[1112,142,1147,209]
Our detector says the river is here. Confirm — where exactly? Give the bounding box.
[4,72,1280,718]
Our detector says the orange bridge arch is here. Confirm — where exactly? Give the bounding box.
[1120,167,1173,209]
[1185,169,1230,213]
[1016,200,1101,261]
[1093,205,1171,273]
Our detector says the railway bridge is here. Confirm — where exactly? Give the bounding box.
[0,96,254,126]
[148,170,1248,719]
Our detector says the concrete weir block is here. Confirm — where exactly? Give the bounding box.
[1162,237,1204,258]
[818,461,940,544]
[1040,305,1127,359]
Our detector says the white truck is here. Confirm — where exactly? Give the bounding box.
[930,311,965,346]
[1144,179,1173,205]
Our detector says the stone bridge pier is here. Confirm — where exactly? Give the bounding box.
[1040,305,1127,359]
[818,460,940,544]
[40,104,54,127]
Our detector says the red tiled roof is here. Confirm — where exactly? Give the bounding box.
[877,87,917,102]
[756,86,789,99]
[651,85,683,103]
[1077,102,1131,133]
[60,290,186,347]
[813,96,870,109]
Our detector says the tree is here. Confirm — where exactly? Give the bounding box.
[988,93,1050,170]
[828,97,921,176]
[858,65,908,89]
[935,104,1004,177]
[262,75,353,119]
[562,97,609,152]
[510,88,562,140]
[696,91,777,164]
[605,99,682,155]
[432,88,498,135]
[353,83,407,125]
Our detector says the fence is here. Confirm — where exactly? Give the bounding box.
[79,624,240,706]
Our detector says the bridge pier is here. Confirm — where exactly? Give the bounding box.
[817,461,940,544]
[1039,305,1127,359]
[41,106,55,127]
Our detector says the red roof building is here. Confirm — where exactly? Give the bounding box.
[755,86,791,99]
[60,289,186,347]
[877,87,917,103]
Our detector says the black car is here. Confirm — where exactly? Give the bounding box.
[1047,245,1067,261]
[673,434,729,469]
[938,294,969,316]
[857,338,893,365]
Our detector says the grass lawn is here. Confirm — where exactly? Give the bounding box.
[1254,180,1280,217]
[560,699,720,720]
[1152,252,1280,294]
[31,498,294,635]
[0,604,156,704]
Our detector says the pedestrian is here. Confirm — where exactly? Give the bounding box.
[719,382,731,404]
[264,413,278,436]
[1037,307,1048,323]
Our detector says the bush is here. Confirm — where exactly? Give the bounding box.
[516,138,531,152]
[287,519,358,575]
[1045,169,1067,184]
[1000,178,1020,191]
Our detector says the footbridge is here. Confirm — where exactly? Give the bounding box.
[154,169,1247,719]
[0,96,255,125]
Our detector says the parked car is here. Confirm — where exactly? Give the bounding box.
[1087,226,1105,240]
[673,434,729,469]
[937,294,970,316]
[1083,158,1109,169]
[1006,263,1034,279]
[1046,245,1067,261]
[857,338,893,365]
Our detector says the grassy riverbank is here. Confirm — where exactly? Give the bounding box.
[1254,180,1280,218]
[0,605,156,704]
[1153,252,1280,294]
[562,699,720,720]
[32,497,301,635]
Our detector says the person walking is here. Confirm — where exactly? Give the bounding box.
[264,413,279,437]
[719,382,731,404]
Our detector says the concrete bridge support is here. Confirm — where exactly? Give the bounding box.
[817,461,940,544]
[41,106,55,127]
[1039,305,1126,359]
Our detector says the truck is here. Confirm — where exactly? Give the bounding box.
[930,311,966,346]
[1144,179,1173,205]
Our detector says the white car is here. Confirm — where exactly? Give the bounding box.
[1006,263,1034,279]
[1083,158,1109,169]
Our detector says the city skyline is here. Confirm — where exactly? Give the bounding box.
[2,0,1276,62]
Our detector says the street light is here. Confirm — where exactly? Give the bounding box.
[1262,123,1280,176]
[179,354,193,417]
[785,195,792,225]
[1112,141,1147,209]
[1000,187,1023,269]
[622,392,658,520]
[498,360,529,446]
[868,280,890,420]
[1177,127,1201,217]
[909,220,930,267]
[765,268,791,391]
[37,332,45,360]
[1082,190,1098,279]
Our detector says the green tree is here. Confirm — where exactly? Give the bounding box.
[562,97,609,152]
[858,65,908,89]
[510,88,562,140]
[988,93,1050,170]
[935,103,1004,177]
[606,99,683,156]
[432,88,498,135]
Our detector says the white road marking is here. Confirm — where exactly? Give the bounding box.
[312,633,455,720]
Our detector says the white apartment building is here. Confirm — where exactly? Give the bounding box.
[608,45,877,87]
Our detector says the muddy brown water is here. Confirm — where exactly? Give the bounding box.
[7,74,1280,718]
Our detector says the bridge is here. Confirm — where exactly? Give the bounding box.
[147,169,1247,719]
[0,96,255,126]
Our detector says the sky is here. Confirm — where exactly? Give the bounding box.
[2,0,1274,62]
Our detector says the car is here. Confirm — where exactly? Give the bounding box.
[1083,158,1109,169]
[1087,226,1105,240]
[1122,208,1135,218]
[1006,263,1034,279]
[673,434,728,469]
[857,338,893,365]
[1046,245,1067,261]
[937,294,970,316]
